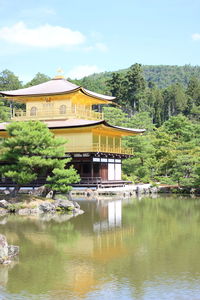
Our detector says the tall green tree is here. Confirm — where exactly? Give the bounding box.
[25,72,51,87]
[158,115,200,185]
[0,69,23,111]
[107,72,125,106]
[124,63,146,114]
[0,121,79,195]
[186,77,200,119]
[162,114,198,142]
[103,107,128,126]
[186,77,200,106]
[123,134,156,182]
[0,69,22,91]
[163,83,188,120]
[142,86,164,126]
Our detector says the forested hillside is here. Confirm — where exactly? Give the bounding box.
[74,64,200,94]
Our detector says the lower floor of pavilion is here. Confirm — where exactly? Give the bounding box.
[0,152,132,188]
[68,152,132,188]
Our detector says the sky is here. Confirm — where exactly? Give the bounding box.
[0,0,200,83]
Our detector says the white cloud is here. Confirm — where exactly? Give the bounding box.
[67,65,102,79]
[0,22,85,48]
[192,33,200,41]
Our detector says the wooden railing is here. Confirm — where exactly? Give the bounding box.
[12,106,104,121]
[65,143,133,155]
[80,177,102,184]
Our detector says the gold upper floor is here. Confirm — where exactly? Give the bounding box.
[11,91,106,121]
[12,104,103,121]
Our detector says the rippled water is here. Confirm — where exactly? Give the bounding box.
[0,194,200,299]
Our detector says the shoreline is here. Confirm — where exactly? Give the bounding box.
[0,195,84,217]
[70,183,200,198]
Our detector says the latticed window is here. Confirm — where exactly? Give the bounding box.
[30,107,37,116]
[59,105,66,114]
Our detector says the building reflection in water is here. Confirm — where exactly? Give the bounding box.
[93,200,122,232]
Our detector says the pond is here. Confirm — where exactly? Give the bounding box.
[0,194,200,299]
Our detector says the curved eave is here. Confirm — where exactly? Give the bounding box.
[111,124,146,134]
[102,121,146,135]
[81,88,115,102]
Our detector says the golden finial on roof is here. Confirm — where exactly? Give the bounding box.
[54,68,65,79]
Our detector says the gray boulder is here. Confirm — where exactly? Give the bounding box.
[0,200,9,209]
[54,199,75,211]
[32,186,49,197]
[46,190,54,199]
[3,190,10,195]
[150,186,158,193]
[0,234,19,264]
[39,201,56,213]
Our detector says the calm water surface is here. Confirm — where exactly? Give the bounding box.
[0,195,200,300]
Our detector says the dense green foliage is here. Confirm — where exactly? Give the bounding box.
[25,72,51,87]
[0,121,80,195]
[46,167,80,194]
[104,108,200,186]
[101,64,200,186]
[0,101,10,122]
[0,69,23,111]
[105,64,200,124]
[0,69,22,91]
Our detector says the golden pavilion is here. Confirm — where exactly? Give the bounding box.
[0,74,145,186]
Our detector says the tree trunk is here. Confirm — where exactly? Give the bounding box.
[11,185,21,197]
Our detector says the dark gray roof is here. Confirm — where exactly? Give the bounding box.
[0,78,115,101]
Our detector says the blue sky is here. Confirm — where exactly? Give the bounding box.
[0,0,200,83]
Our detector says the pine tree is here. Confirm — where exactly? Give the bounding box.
[0,121,80,195]
[124,63,146,114]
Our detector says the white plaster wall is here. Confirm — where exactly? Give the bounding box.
[115,164,122,180]
[108,163,115,180]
